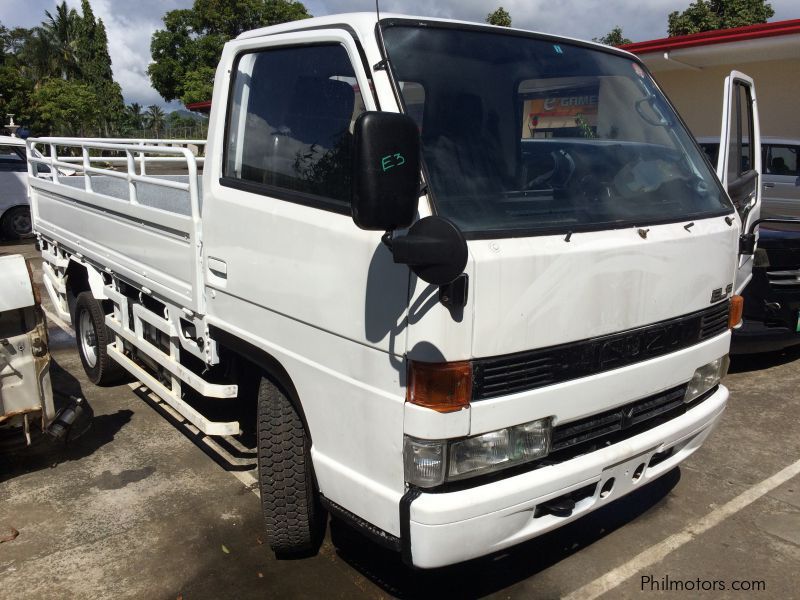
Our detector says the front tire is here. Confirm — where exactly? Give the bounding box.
[74,291,127,386]
[1,206,33,240]
[256,375,326,557]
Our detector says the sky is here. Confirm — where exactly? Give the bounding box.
[1,0,798,110]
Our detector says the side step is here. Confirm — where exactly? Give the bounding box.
[107,345,239,436]
[105,315,236,398]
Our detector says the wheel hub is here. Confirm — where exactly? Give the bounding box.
[78,310,98,368]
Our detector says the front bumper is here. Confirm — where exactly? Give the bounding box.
[406,385,727,568]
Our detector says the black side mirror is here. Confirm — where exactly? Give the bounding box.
[351,112,420,231]
[390,216,468,286]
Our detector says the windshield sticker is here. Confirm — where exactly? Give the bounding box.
[553,44,563,55]
[520,86,599,139]
[632,63,645,78]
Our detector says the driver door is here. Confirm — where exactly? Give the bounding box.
[716,71,761,294]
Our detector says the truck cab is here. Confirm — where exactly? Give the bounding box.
[28,13,760,568]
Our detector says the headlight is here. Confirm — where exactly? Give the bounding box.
[404,417,552,488]
[403,437,446,488]
[684,356,729,404]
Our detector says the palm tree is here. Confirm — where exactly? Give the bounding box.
[127,103,143,130]
[18,30,58,83]
[144,105,166,138]
[39,2,80,80]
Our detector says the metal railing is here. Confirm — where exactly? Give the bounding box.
[26,137,206,177]
[26,136,206,313]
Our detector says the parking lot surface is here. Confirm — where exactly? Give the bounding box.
[1,238,799,599]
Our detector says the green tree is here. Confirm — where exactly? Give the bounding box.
[594,26,633,46]
[486,7,512,27]
[149,0,311,105]
[17,26,58,83]
[74,1,124,135]
[0,22,35,125]
[1,2,128,137]
[1,24,31,56]
[127,102,144,129]
[32,78,100,136]
[39,2,81,80]
[144,105,166,137]
[668,0,775,36]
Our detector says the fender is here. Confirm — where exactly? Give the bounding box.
[67,256,108,300]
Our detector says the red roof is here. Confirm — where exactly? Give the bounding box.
[621,18,800,54]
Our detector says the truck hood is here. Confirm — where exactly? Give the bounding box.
[468,218,738,358]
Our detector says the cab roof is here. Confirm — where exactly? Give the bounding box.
[236,12,636,60]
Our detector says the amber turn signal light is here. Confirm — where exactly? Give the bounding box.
[729,295,744,329]
[407,361,472,413]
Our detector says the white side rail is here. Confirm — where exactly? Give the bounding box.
[33,138,207,174]
[26,137,206,314]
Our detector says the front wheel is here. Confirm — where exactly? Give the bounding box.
[74,292,128,386]
[256,375,326,557]
[1,206,33,240]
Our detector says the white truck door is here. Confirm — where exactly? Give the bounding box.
[716,71,761,294]
[203,29,410,536]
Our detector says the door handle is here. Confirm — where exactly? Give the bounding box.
[208,257,228,278]
[764,183,775,188]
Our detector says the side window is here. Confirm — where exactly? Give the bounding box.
[223,44,365,211]
[0,145,26,172]
[727,82,754,182]
[765,145,798,176]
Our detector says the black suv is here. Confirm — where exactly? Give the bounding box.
[734,227,800,354]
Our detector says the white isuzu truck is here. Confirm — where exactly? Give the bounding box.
[27,14,763,568]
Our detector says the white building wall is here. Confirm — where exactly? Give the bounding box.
[652,58,800,139]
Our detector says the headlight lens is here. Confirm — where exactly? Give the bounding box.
[685,355,729,404]
[448,429,511,479]
[403,437,446,488]
[404,417,552,487]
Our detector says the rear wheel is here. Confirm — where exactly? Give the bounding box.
[256,375,326,557]
[74,291,128,386]
[1,206,33,240]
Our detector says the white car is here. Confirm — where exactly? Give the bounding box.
[0,135,34,239]
[697,136,800,219]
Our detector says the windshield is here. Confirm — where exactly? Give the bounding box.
[382,23,731,236]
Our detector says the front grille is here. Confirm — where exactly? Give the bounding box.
[550,385,687,452]
[473,302,730,400]
[699,302,730,339]
[767,268,800,291]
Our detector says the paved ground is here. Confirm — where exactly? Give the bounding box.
[1,237,798,600]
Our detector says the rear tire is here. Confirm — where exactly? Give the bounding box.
[74,291,128,386]
[1,206,33,240]
[256,375,326,557]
